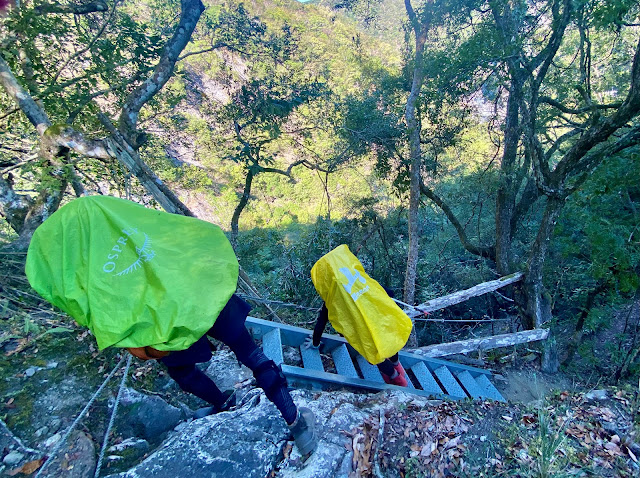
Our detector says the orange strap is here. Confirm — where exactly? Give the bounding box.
[127,347,169,361]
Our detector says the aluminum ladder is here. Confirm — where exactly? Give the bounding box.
[246,316,505,401]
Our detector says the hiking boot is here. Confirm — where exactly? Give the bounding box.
[192,389,236,419]
[381,362,408,387]
[288,407,317,457]
[391,362,409,387]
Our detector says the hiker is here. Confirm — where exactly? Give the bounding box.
[304,244,413,387]
[128,293,317,456]
[25,195,317,457]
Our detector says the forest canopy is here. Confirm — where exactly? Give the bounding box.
[1,0,639,376]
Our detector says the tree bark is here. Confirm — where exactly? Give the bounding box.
[411,329,549,358]
[406,272,523,318]
[118,0,205,148]
[231,168,254,247]
[494,72,524,275]
[522,196,564,329]
[34,0,108,15]
[403,0,429,306]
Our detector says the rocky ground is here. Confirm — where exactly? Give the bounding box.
[2,319,640,478]
[1,252,639,477]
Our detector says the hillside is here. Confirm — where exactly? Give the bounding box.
[2,0,640,476]
[1,291,639,477]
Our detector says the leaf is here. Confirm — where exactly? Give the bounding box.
[444,436,460,450]
[628,447,638,463]
[8,458,45,475]
[501,415,512,422]
[42,327,73,335]
[5,338,29,357]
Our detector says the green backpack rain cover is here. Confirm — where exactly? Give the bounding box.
[25,196,239,351]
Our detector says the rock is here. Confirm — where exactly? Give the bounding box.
[116,388,185,442]
[49,418,62,433]
[108,438,150,453]
[47,361,59,369]
[2,451,24,466]
[585,389,609,401]
[106,391,290,478]
[107,389,415,478]
[43,432,62,448]
[39,431,95,478]
[205,349,253,391]
[282,346,301,365]
[33,377,92,437]
[25,366,40,377]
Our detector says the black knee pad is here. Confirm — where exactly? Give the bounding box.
[253,360,288,396]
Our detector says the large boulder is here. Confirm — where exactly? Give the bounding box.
[115,388,185,441]
[107,389,426,478]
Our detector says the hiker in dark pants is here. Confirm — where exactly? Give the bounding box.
[305,244,413,387]
[26,195,317,457]
[305,301,408,387]
[128,294,317,457]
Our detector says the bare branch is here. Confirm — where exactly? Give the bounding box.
[51,0,117,85]
[551,35,640,184]
[0,55,51,135]
[420,181,495,260]
[34,0,108,15]
[540,96,622,115]
[119,0,205,147]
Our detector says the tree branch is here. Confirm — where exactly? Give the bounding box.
[34,0,108,15]
[51,0,117,85]
[0,55,51,135]
[119,0,205,148]
[540,96,623,115]
[420,181,495,260]
[551,35,640,185]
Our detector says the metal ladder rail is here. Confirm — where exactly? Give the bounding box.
[246,316,505,401]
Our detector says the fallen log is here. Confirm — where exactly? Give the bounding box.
[406,272,524,318]
[409,328,549,358]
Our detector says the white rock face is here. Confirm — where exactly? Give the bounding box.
[106,388,426,478]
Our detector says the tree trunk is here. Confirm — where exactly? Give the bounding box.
[118,0,205,148]
[562,282,607,366]
[402,0,428,306]
[495,74,524,275]
[231,169,254,248]
[522,196,565,329]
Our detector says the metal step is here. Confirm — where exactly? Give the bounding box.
[246,316,504,402]
[332,344,359,378]
[411,361,442,395]
[456,370,485,399]
[262,328,283,365]
[475,374,506,402]
[356,355,385,383]
[433,366,467,399]
[300,345,324,372]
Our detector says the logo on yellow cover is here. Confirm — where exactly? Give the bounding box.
[339,267,370,302]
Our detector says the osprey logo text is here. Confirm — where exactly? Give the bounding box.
[102,228,156,275]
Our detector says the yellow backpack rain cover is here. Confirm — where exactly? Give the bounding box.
[25,196,239,351]
[310,244,412,364]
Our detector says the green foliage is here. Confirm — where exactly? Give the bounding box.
[527,409,568,478]
[552,151,640,325]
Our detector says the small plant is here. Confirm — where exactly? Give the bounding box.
[528,408,568,478]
